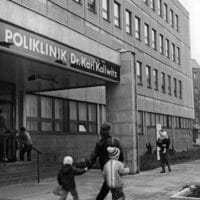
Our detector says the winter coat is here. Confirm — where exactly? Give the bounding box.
[103,159,129,189]
[157,138,170,154]
[88,136,124,170]
[57,164,86,190]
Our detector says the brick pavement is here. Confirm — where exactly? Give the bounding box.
[0,160,200,200]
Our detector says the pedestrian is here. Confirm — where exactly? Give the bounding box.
[103,147,130,200]
[18,127,32,161]
[157,129,171,173]
[56,156,87,200]
[81,122,124,200]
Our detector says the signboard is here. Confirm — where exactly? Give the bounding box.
[0,20,120,82]
[156,123,162,160]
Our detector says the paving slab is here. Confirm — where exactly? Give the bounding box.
[0,160,200,200]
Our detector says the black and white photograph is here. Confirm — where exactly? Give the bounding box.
[0,0,200,199]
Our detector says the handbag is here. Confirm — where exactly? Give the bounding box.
[53,185,65,196]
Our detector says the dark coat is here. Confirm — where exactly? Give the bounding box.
[157,138,170,154]
[87,136,124,170]
[57,164,86,190]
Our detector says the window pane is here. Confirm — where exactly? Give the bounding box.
[88,104,96,122]
[41,122,52,131]
[26,121,38,131]
[114,1,120,27]
[102,0,109,20]
[136,61,142,85]
[88,0,95,12]
[125,10,131,34]
[55,121,63,132]
[41,97,52,118]
[138,111,143,134]
[79,102,87,121]
[70,101,77,120]
[55,99,63,119]
[26,95,38,117]
[135,16,140,39]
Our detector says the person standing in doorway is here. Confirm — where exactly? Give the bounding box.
[80,122,124,200]
[18,127,32,161]
[157,129,171,173]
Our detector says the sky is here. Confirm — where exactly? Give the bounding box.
[178,0,200,64]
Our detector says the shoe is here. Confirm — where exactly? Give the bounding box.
[160,170,165,173]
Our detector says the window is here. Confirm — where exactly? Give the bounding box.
[146,112,151,127]
[88,0,96,12]
[153,69,158,90]
[135,16,141,40]
[178,80,182,98]
[54,99,64,131]
[102,0,109,20]
[158,0,162,17]
[69,101,78,132]
[167,75,171,95]
[165,39,170,58]
[150,0,155,11]
[161,72,166,93]
[171,43,176,62]
[125,9,132,34]
[175,14,179,31]
[114,1,120,28]
[167,115,172,128]
[176,47,180,64]
[152,28,157,50]
[159,34,164,54]
[144,23,150,46]
[151,113,156,126]
[164,3,168,22]
[146,65,151,88]
[194,72,197,79]
[170,9,174,27]
[136,61,142,85]
[173,78,177,97]
[138,111,143,134]
[88,104,97,132]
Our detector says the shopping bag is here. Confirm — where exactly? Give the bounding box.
[53,185,65,196]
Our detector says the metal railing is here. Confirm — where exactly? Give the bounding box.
[0,133,42,183]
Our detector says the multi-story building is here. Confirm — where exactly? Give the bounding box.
[0,0,194,175]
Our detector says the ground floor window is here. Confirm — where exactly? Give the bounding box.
[25,94,98,134]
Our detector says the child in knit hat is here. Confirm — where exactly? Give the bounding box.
[103,147,130,200]
[56,156,87,200]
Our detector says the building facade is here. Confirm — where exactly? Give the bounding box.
[0,0,194,173]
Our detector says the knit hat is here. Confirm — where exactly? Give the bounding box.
[100,122,112,138]
[63,156,73,165]
[107,147,120,160]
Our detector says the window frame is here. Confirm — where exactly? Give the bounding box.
[152,28,157,50]
[159,34,164,54]
[146,65,151,88]
[144,23,150,46]
[135,16,141,40]
[153,69,158,91]
[161,72,166,93]
[125,9,132,34]
[136,61,143,85]
[114,1,121,28]
[102,0,109,21]
[88,0,96,13]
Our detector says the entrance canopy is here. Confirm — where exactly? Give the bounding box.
[0,20,120,92]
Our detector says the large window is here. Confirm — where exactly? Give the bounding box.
[144,23,150,46]
[164,3,168,22]
[88,0,96,12]
[138,111,143,134]
[159,34,164,54]
[114,1,120,28]
[150,0,155,11]
[178,80,182,98]
[152,29,157,50]
[175,14,179,31]
[171,43,176,62]
[176,47,180,64]
[135,16,141,40]
[125,9,132,34]
[158,0,162,17]
[165,39,170,58]
[153,69,158,90]
[167,75,171,95]
[170,9,174,27]
[102,0,109,21]
[146,65,151,88]
[136,61,142,85]
[173,78,177,97]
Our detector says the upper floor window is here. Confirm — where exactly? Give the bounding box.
[165,39,170,58]
[175,14,179,31]
[143,0,148,5]
[153,69,158,90]
[152,29,157,50]
[88,0,96,12]
[102,0,109,21]
[178,80,182,98]
[161,72,166,93]
[173,78,177,97]
[176,47,180,64]
[170,9,174,27]
[135,16,141,40]
[159,34,164,54]
[171,43,176,62]
[164,3,168,22]
[114,1,120,28]
[150,0,155,11]
[144,23,150,46]
[167,75,171,95]
[136,61,142,85]
[146,65,151,88]
[125,9,132,34]
[158,0,162,17]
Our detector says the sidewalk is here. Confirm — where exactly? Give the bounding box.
[1,159,200,200]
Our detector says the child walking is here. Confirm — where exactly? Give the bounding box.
[103,147,130,200]
[57,156,87,200]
